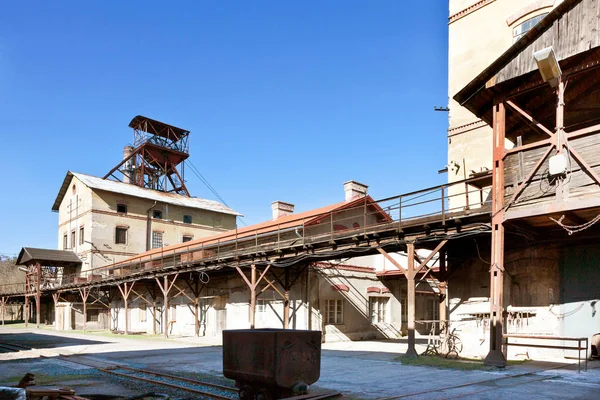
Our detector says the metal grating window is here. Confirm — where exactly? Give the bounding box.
[115,227,128,245]
[183,214,192,224]
[152,231,163,249]
[87,309,99,322]
[152,210,163,219]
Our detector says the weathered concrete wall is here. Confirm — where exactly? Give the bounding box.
[449,238,600,360]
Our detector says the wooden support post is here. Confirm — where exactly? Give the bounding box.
[152,298,157,335]
[283,268,290,329]
[250,265,256,329]
[79,288,90,332]
[155,274,178,338]
[193,279,200,337]
[116,282,135,334]
[438,249,447,324]
[35,263,41,329]
[406,243,418,358]
[24,296,29,327]
[1,296,5,326]
[484,101,507,367]
[163,277,169,338]
[52,293,59,330]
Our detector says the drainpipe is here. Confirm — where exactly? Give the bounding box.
[146,201,158,251]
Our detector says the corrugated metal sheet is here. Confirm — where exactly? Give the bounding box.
[17,247,82,266]
[52,171,242,216]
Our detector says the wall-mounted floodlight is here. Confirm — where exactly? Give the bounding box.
[533,46,562,87]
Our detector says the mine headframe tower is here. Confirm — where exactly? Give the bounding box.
[104,115,191,196]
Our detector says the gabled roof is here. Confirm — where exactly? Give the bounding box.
[108,194,392,266]
[52,171,242,216]
[17,247,82,266]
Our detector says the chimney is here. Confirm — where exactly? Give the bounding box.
[271,201,295,220]
[344,180,368,201]
[123,145,134,184]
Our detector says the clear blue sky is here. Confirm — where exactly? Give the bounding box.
[0,1,449,256]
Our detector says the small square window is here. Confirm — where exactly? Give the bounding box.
[87,309,99,322]
[183,215,192,224]
[115,227,128,245]
[152,210,163,219]
[117,204,128,214]
[182,235,193,243]
[152,231,163,249]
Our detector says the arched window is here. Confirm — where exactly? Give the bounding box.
[513,13,548,42]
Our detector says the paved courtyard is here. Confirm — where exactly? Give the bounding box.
[1,327,599,399]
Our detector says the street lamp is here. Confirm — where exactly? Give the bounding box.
[533,46,562,87]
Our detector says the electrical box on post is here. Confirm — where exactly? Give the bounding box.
[549,153,567,176]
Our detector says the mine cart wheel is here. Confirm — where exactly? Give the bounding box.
[239,385,254,400]
[255,388,273,400]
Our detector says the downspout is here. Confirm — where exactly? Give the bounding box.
[146,201,158,251]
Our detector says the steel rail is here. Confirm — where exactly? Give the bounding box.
[99,367,234,400]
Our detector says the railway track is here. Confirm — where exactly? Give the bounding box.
[0,340,341,400]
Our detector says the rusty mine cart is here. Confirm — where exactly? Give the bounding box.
[223,329,322,400]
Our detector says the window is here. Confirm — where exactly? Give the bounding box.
[325,299,343,324]
[70,230,75,249]
[117,204,128,214]
[115,227,128,245]
[257,299,268,313]
[212,216,222,228]
[183,214,192,224]
[87,309,99,322]
[139,304,147,322]
[369,297,389,324]
[182,235,193,243]
[79,226,84,245]
[63,234,68,250]
[152,231,163,249]
[513,13,548,42]
[152,210,163,219]
[427,297,439,322]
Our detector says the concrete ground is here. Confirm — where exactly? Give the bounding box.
[1,326,599,399]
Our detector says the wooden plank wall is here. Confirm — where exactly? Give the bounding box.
[497,0,600,84]
[503,133,600,208]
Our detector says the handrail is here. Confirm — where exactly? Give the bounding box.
[503,334,588,372]
[0,176,492,295]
